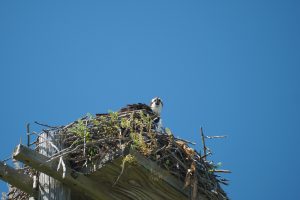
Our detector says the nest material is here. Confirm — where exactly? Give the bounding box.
[53,110,228,199]
[8,109,229,200]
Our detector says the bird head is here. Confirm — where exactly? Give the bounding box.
[150,97,163,116]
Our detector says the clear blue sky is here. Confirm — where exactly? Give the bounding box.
[0,1,299,199]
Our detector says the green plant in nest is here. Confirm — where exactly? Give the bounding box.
[120,117,131,129]
[122,154,137,166]
[130,132,148,154]
[96,111,120,136]
[87,147,98,158]
[69,119,91,143]
[137,111,153,133]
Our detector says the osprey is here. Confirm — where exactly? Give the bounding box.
[150,97,163,116]
[119,97,164,132]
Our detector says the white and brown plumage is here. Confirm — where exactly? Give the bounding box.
[119,97,164,132]
[150,97,163,116]
[119,97,163,116]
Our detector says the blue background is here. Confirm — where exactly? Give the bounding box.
[1,1,299,199]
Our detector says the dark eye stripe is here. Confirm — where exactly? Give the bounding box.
[159,99,163,106]
[151,98,163,106]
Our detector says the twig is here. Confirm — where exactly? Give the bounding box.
[57,156,66,178]
[26,123,30,147]
[174,147,185,161]
[112,156,126,186]
[167,150,188,170]
[174,137,196,145]
[154,145,166,154]
[1,155,12,162]
[212,170,231,173]
[205,135,227,139]
[33,175,38,189]
[47,138,129,162]
[200,127,207,160]
[83,121,87,157]
[206,146,213,155]
[201,152,212,160]
[31,131,60,152]
[191,171,198,200]
[34,121,61,129]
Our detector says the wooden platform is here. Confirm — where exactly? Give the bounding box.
[75,149,190,200]
[9,143,210,200]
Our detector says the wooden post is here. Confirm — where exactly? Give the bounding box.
[37,132,71,200]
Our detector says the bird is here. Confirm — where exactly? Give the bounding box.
[150,97,163,116]
[149,97,164,132]
[118,97,164,132]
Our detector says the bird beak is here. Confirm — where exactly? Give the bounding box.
[156,99,160,105]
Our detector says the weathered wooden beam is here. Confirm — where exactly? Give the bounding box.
[85,150,208,200]
[130,149,189,195]
[13,144,111,200]
[0,161,38,198]
[130,150,208,200]
[88,156,190,200]
[12,144,209,200]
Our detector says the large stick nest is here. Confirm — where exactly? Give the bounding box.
[8,109,229,200]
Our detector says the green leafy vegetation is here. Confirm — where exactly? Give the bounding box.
[69,119,91,143]
[122,154,137,166]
